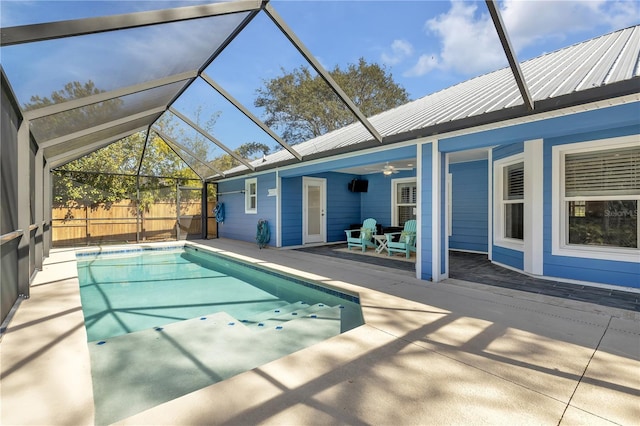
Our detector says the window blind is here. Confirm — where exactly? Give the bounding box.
[565,146,640,197]
[504,162,524,200]
[398,206,413,224]
[398,184,417,204]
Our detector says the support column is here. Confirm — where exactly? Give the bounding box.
[416,143,424,279]
[34,146,44,269]
[417,141,436,281]
[431,140,444,282]
[201,184,207,239]
[16,120,30,297]
[176,181,180,240]
[43,162,51,257]
[275,170,281,248]
[136,175,140,243]
[487,148,493,261]
[524,139,544,275]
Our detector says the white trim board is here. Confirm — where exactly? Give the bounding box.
[524,139,544,275]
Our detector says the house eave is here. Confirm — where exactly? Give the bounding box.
[385,77,640,144]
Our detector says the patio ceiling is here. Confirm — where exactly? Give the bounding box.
[1,0,531,181]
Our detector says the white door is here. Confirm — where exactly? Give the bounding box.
[303,177,326,244]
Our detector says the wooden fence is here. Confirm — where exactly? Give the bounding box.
[52,201,217,246]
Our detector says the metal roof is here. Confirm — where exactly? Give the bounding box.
[229,25,639,177]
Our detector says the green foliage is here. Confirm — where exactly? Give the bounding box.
[52,133,144,206]
[209,141,271,173]
[25,81,124,141]
[35,81,215,207]
[161,105,217,170]
[255,58,409,144]
[24,81,102,110]
[53,170,137,208]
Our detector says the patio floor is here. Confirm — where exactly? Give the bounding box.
[1,238,638,425]
[295,244,640,312]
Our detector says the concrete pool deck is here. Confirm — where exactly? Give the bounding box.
[1,238,638,425]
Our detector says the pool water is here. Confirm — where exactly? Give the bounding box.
[77,246,363,341]
[76,245,364,424]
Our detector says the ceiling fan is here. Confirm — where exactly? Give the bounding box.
[376,162,413,176]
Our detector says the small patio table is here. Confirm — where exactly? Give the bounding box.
[373,234,388,254]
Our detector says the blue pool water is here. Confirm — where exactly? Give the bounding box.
[77,245,363,342]
[77,244,365,425]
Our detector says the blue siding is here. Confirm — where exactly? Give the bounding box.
[281,172,382,246]
[281,177,303,246]
[544,255,640,287]
[322,172,362,242]
[543,125,640,288]
[216,173,277,246]
[439,102,639,152]
[360,172,391,225]
[449,160,488,253]
[217,145,417,247]
[420,144,433,280]
[360,170,414,228]
[492,245,524,270]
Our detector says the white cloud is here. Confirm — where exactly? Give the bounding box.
[422,1,506,76]
[381,39,414,65]
[409,0,640,77]
[499,0,636,51]
[404,54,440,77]
[603,0,640,29]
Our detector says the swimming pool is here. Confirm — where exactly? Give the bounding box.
[76,243,364,424]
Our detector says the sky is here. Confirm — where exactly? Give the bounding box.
[1,0,639,161]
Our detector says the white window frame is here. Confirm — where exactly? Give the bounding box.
[391,177,417,226]
[552,135,640,262]
[493,153,525,251]
[245,178,257,214]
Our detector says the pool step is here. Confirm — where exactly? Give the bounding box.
[241,300,311,323]
[88,311,251,346]
[89,308,343,425]
[256,305,343,347]
[241,302,338,330]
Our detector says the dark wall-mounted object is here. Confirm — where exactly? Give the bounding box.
[348,179,368,192]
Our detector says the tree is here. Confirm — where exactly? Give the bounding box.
[52,133,144,206]
[25,81,124,142]
[32,81,216,207]
[255,58,409,145]
[209,142,270,172]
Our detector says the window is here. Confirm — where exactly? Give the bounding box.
[553,136,639,261]
[245,178,257,214]
[494,154,524,250]
[504,162,524,240]
[392,178,416,226]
